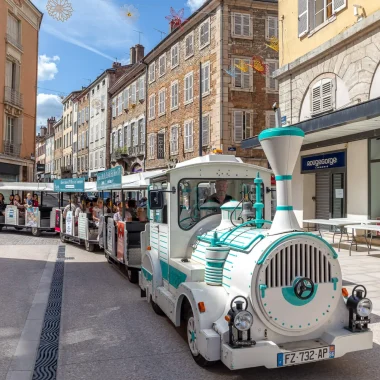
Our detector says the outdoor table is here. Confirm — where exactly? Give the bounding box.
[345,224,380,255]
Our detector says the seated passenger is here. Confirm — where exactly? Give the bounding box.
[204,180,233,206]
[33,194,39,207]
[92,199,104,227]
[127,199,138,221]
[13,194,25,217]
[0,193,5,216]
[63,196,79,219]
[113,203,132,225]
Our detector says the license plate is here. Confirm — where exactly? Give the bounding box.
[277,345,335,367]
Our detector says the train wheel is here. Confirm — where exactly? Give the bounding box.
[186,309,213,367]
[126,268,139,284]
[32,228,41,237]
[14,227,23,231]
[60,234,65,243]
[151,296,165,316]
[85,241,95,252]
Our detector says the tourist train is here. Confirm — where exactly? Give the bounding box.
[0,124,373,370]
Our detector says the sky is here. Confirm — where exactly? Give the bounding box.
[34,0,207,130]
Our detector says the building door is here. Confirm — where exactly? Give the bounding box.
[316,172,330,221]
[332,173,344,219]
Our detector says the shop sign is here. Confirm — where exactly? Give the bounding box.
[37,164,45,172]
[157,133,165,159]
[97,166,122,190]
[301,151,346,172]
[228,147,236,152]
[54,178,85,192]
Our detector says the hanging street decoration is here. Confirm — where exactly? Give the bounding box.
[46,0,73,22]
[120,4,140,22]
[223,66,237,78]
[234,60,250,73]
[266,36,279,52]
[165,7,186,30]
[250,56,268,75]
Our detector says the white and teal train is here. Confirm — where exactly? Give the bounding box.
[139,126,373,370]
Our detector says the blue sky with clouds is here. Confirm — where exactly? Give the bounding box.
[34,0,206,129]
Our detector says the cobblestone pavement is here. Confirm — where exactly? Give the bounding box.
[0,229,59,245]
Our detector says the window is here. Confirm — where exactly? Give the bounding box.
[138,77,145,101]
[7,13,21,47]
[132,123,138,146]
[266,17,278,39]
[232,13,252,38]
[233,58,251,90]
[149,62,156,83]
[95,152,98,169]
[201,62,210,96]
[96,124,99,141]
[158,89,166,116]
[265,111,276,128]
[185,32,194,59]
[5,116,14,142]
[100,149,104,168]
[139,118,145,145]
[266,60,279,91]
[184,120,194,152]
[112,100,116,118]
[90,127,93,143]
[202,114,210,146]
[5,60,20,90]
[298,0,346,36]
[233,110,253,143]
[149,94,156,120]
[171,43,179,68]
[120,92,124,115]
[131,83,136,104]
[170,125,179,155]
[199,18,210,49]
[148,134,156,159]
[118,129,123,148]
[184,72,194,104]
[102,79,106,86]
[159,53,166,77]
[86,130,89,147]
[101,94,105,110]
[123,88,129,110]
[171,81,179,110]
[127,125,132,147]
[124,125,128,146]
[86,106,89,121]
[311,78,334,115]
[90,153,93,170]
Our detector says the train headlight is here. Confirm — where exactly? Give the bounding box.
[346,285,372,332]
[234,311,253,331]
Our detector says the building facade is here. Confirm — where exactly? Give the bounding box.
[144,0,278,170]
[53,118,63,179]
[242,1,380,227]
[0,0,42,181]
[77,90,90,179]
[72,96,79,176]
[109,60,146,174]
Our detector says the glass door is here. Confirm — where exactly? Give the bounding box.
[332,173,344,219]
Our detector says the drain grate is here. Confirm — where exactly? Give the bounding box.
[33,245,65,380]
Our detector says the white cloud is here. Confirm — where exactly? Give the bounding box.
[38,55,60,81]
[36,93,62,128]
[33,0,136,61]
[187,0,206,12]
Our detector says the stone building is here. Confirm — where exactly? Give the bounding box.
[0,0,42,181]
[144,0,278,170]
[109,46,146,174]
[76,89,90,179]
[53,118,63,179]
[242,2,380,226]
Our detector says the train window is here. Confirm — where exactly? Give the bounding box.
[178,178,264,230]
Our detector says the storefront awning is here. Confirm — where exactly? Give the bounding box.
[242,97,380,151]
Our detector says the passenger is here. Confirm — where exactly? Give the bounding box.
[63,196,79,219]
[13,195,25,217]
[105,198,112,213]
[9,195,14,205]
[0,193,5,215]
[33,194,39,207]
[86,201,93,214]
[92,198,104,227]
[204,180,233,206]
[113,203,132,224]
[137,207,147,222]
[25,193,34,212]
[139,197,147,208]
[127,199,138,221]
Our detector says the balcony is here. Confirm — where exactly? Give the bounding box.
[4,87,23,109]
[6,33,23,51]
[3,140,21,157]
[128,144,145,157]
[61,165,73,173]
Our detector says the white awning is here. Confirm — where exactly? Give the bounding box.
[0,182,54,192]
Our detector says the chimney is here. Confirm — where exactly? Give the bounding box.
[135,44,144,62]
[258,118,305,235]
[112,61,122,68]
[130,46,136,64]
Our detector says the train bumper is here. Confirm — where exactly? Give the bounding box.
[221,329,373,370]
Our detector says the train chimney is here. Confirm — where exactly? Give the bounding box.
[258,109,305,235]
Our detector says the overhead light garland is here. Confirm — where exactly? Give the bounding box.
[250,56,268,75]
[266,36,279,52]
[234,60,250,73]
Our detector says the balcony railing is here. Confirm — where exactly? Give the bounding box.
[3,140,21,157]
[61,165,73,172]
[6,33,23,51]
[4,87,23,109]
[128,144,145,157]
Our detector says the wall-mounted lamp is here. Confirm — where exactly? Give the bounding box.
[353,5,365,21]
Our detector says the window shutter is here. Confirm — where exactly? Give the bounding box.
[243,59,250,89]
[234,58,242,88]
[189,74,193,99]
[234,14,242,36]
[242,14,251,37]
[312,82,322,114]
[333,0,346,13]
[127,125,132,147]
[267,61,278,90]
[298,0,309,37]
[234,111,243,143]
[139,77,144,100]
[189,121,194,149]
[202,115,209,146]
[245,112,252,139]
[321,79,333,112]
[267,17,278,39]
[139,119,145,144]
[270,113,276,128]
[131,83,136,104]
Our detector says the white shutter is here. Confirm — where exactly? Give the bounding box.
[112,101,116,117]
[312,82,322,114]
[321,79,333,112]
[139,77,144,100]
[234,13,242,36]
[234,58,242,88]
[242,14,251,37]
[202,63,210,94]
[266,17,278,39]
[133,124,138,146]
[234,111,243,143]
[333,0,346,13]
[139,119,145,144]
[243,59,250,89]
[202,114,209,146]
[266,61,278,90]
[298,0,309,37]
[245,112,252,139]
[127,125,132,147]
[189,121,194,149]
[131,83,136,104]
[5,61,12,88]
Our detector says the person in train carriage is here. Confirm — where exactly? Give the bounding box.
[63,196,79,219]
[0,193,6,216]
[13,194,25,217]
[127,199,138,221]
[113,202,132,225]
[204,179,234,206]
[9,194,14,205]
[92,198,104,227]
[32,194,39,207]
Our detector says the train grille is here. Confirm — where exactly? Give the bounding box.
[264,243,332,288]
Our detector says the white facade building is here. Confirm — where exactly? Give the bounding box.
[72,97,79,176]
